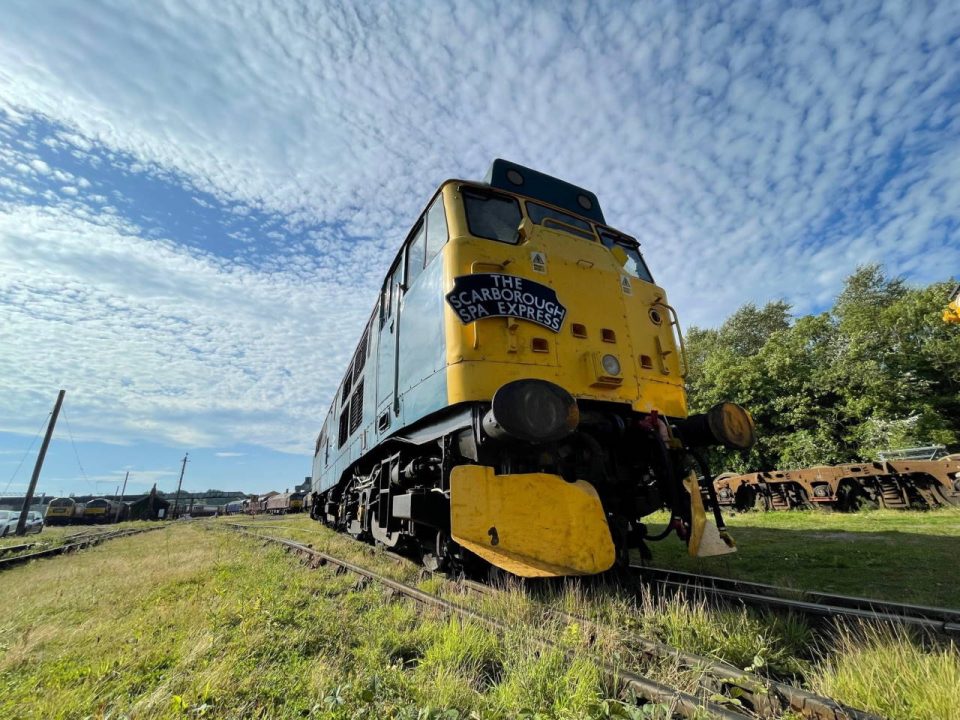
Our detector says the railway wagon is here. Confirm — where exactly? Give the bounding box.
[310,159,755,578]
[265,492,305,514]
[44,497,86,525]
[189,504,220,517]
[246,496,268,514]
[224,501,246,515]
[82,498,128,524]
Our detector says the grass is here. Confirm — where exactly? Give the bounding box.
[3,516,958,719]
[812,624,960,720]
[228,515,960,719]
[0,522,655,719]
[640,507,960,607]
[226,516,813,676]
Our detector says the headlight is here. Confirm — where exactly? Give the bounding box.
[601,354,621,376]
[483,379,579,443]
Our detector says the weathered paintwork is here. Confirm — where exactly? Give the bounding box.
[450,465,616,577]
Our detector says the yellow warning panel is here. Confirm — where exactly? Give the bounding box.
[450,465,616,577]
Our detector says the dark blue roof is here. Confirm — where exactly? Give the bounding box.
[483,159,605,224]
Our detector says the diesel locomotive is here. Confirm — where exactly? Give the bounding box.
[310,160,755,578]
[44,497,86,525]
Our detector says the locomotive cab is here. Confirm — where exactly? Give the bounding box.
[311,160,754,578]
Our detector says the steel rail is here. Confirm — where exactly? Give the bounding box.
[633,566,960,636]
[0,526,163,571]
[226,525,745,720]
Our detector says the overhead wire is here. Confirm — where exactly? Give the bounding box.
[59,407,93,493]
[2,412,52,496]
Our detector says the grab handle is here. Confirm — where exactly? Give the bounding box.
[654,299,688,379]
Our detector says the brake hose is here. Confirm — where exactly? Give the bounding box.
[690,448,728,532]
[643,427,683,542]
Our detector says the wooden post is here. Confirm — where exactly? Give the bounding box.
[172,453,188,519]
[114,471,129,522]
[17,390,65,536]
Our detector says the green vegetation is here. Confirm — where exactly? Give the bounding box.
[643,508,960,607]
[686,265,959,471]
[2,518,958,719]
[230,516,960,719]
[813,623,960,720]
[0,522,641,719]
[237,516,813,680]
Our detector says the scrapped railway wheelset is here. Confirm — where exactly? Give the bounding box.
[714,456,960,512]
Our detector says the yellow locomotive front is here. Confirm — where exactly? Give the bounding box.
[437,162,754,576]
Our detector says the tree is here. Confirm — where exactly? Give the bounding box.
[684,266,959,472]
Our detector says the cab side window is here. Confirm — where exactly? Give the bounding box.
[391,262,403,306]
[380,260,400,327]
[425,195,448,265]
[406,220,426,287]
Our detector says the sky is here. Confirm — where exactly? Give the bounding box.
[1,0,958,499]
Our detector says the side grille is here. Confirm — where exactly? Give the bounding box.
[349,380,364,433]
[353,327,369,380]
[342,358,353,400]
[338,408,349,448]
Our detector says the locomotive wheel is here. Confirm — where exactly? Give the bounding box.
[421,530,449,573]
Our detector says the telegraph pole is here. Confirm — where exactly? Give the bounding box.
[172,453,188,519]
[17,390,65,536]
[114,471,129,522]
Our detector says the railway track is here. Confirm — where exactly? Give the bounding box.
[226,522,881,720]
[633,566,960,637]
[62,527,114,542]
[0,525,164,571]
[225,519,960,636]
[0,541,39,555]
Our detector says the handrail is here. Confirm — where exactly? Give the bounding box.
[654,299,688,379]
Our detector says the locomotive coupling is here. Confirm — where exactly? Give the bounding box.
[675,402,756,450]
[482,379,579,443]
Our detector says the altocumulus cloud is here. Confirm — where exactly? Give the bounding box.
[0,0,958,454]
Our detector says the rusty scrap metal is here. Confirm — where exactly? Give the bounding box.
[714,457,960,511]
